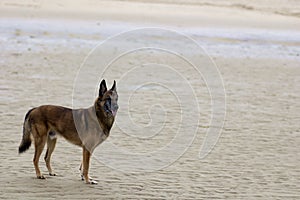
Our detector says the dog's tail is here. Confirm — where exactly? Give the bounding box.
[19,108,35,154]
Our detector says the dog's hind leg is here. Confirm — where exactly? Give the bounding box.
[44,133,57,176]
[32,126,47,179]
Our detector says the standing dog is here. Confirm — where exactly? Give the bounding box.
[18,79,118,184]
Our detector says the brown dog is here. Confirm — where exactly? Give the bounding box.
[18,79,118,184]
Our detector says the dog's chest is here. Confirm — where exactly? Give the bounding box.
[72,107,111,151]
[81,122,107,149]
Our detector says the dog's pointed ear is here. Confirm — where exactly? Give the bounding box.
[99,79,107,97]
[111,80,116,92]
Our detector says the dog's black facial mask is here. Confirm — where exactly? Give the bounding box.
[98,80,118,117]
[104,97,111,114]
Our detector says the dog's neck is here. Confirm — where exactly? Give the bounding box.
[93,103,114,137]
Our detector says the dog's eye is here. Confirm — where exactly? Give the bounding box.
[106,98,111,106]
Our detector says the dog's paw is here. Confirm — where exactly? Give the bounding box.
[90,180,98,185]
[87,180,98,185]
[81,174,95,182]
[49,173,56,176]
[37,175,46,179]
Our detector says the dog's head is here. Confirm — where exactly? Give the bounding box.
[96,79,119,118]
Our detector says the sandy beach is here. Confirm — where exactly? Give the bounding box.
[0,0,300,199]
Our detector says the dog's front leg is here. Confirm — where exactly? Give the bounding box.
[79,162,84,181]
[82,147,97,184]
[79,162,95,181]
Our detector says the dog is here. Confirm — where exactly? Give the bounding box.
[18,79,118,184]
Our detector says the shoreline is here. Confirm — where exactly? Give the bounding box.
[1,0,300,31]
[1,17,299,60]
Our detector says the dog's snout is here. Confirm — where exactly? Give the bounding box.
[113,104,119,111]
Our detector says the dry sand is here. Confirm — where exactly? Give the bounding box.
[0,0,300,199]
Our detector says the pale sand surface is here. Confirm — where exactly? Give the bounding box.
[0,0,300,199]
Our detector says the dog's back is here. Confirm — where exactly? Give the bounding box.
[19,105,87,153]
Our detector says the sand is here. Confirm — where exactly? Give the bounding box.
[0,0,300,199]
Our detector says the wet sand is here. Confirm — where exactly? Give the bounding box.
[0,0,300,199]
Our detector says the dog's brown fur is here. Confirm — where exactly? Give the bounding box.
[18,80,118,184]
